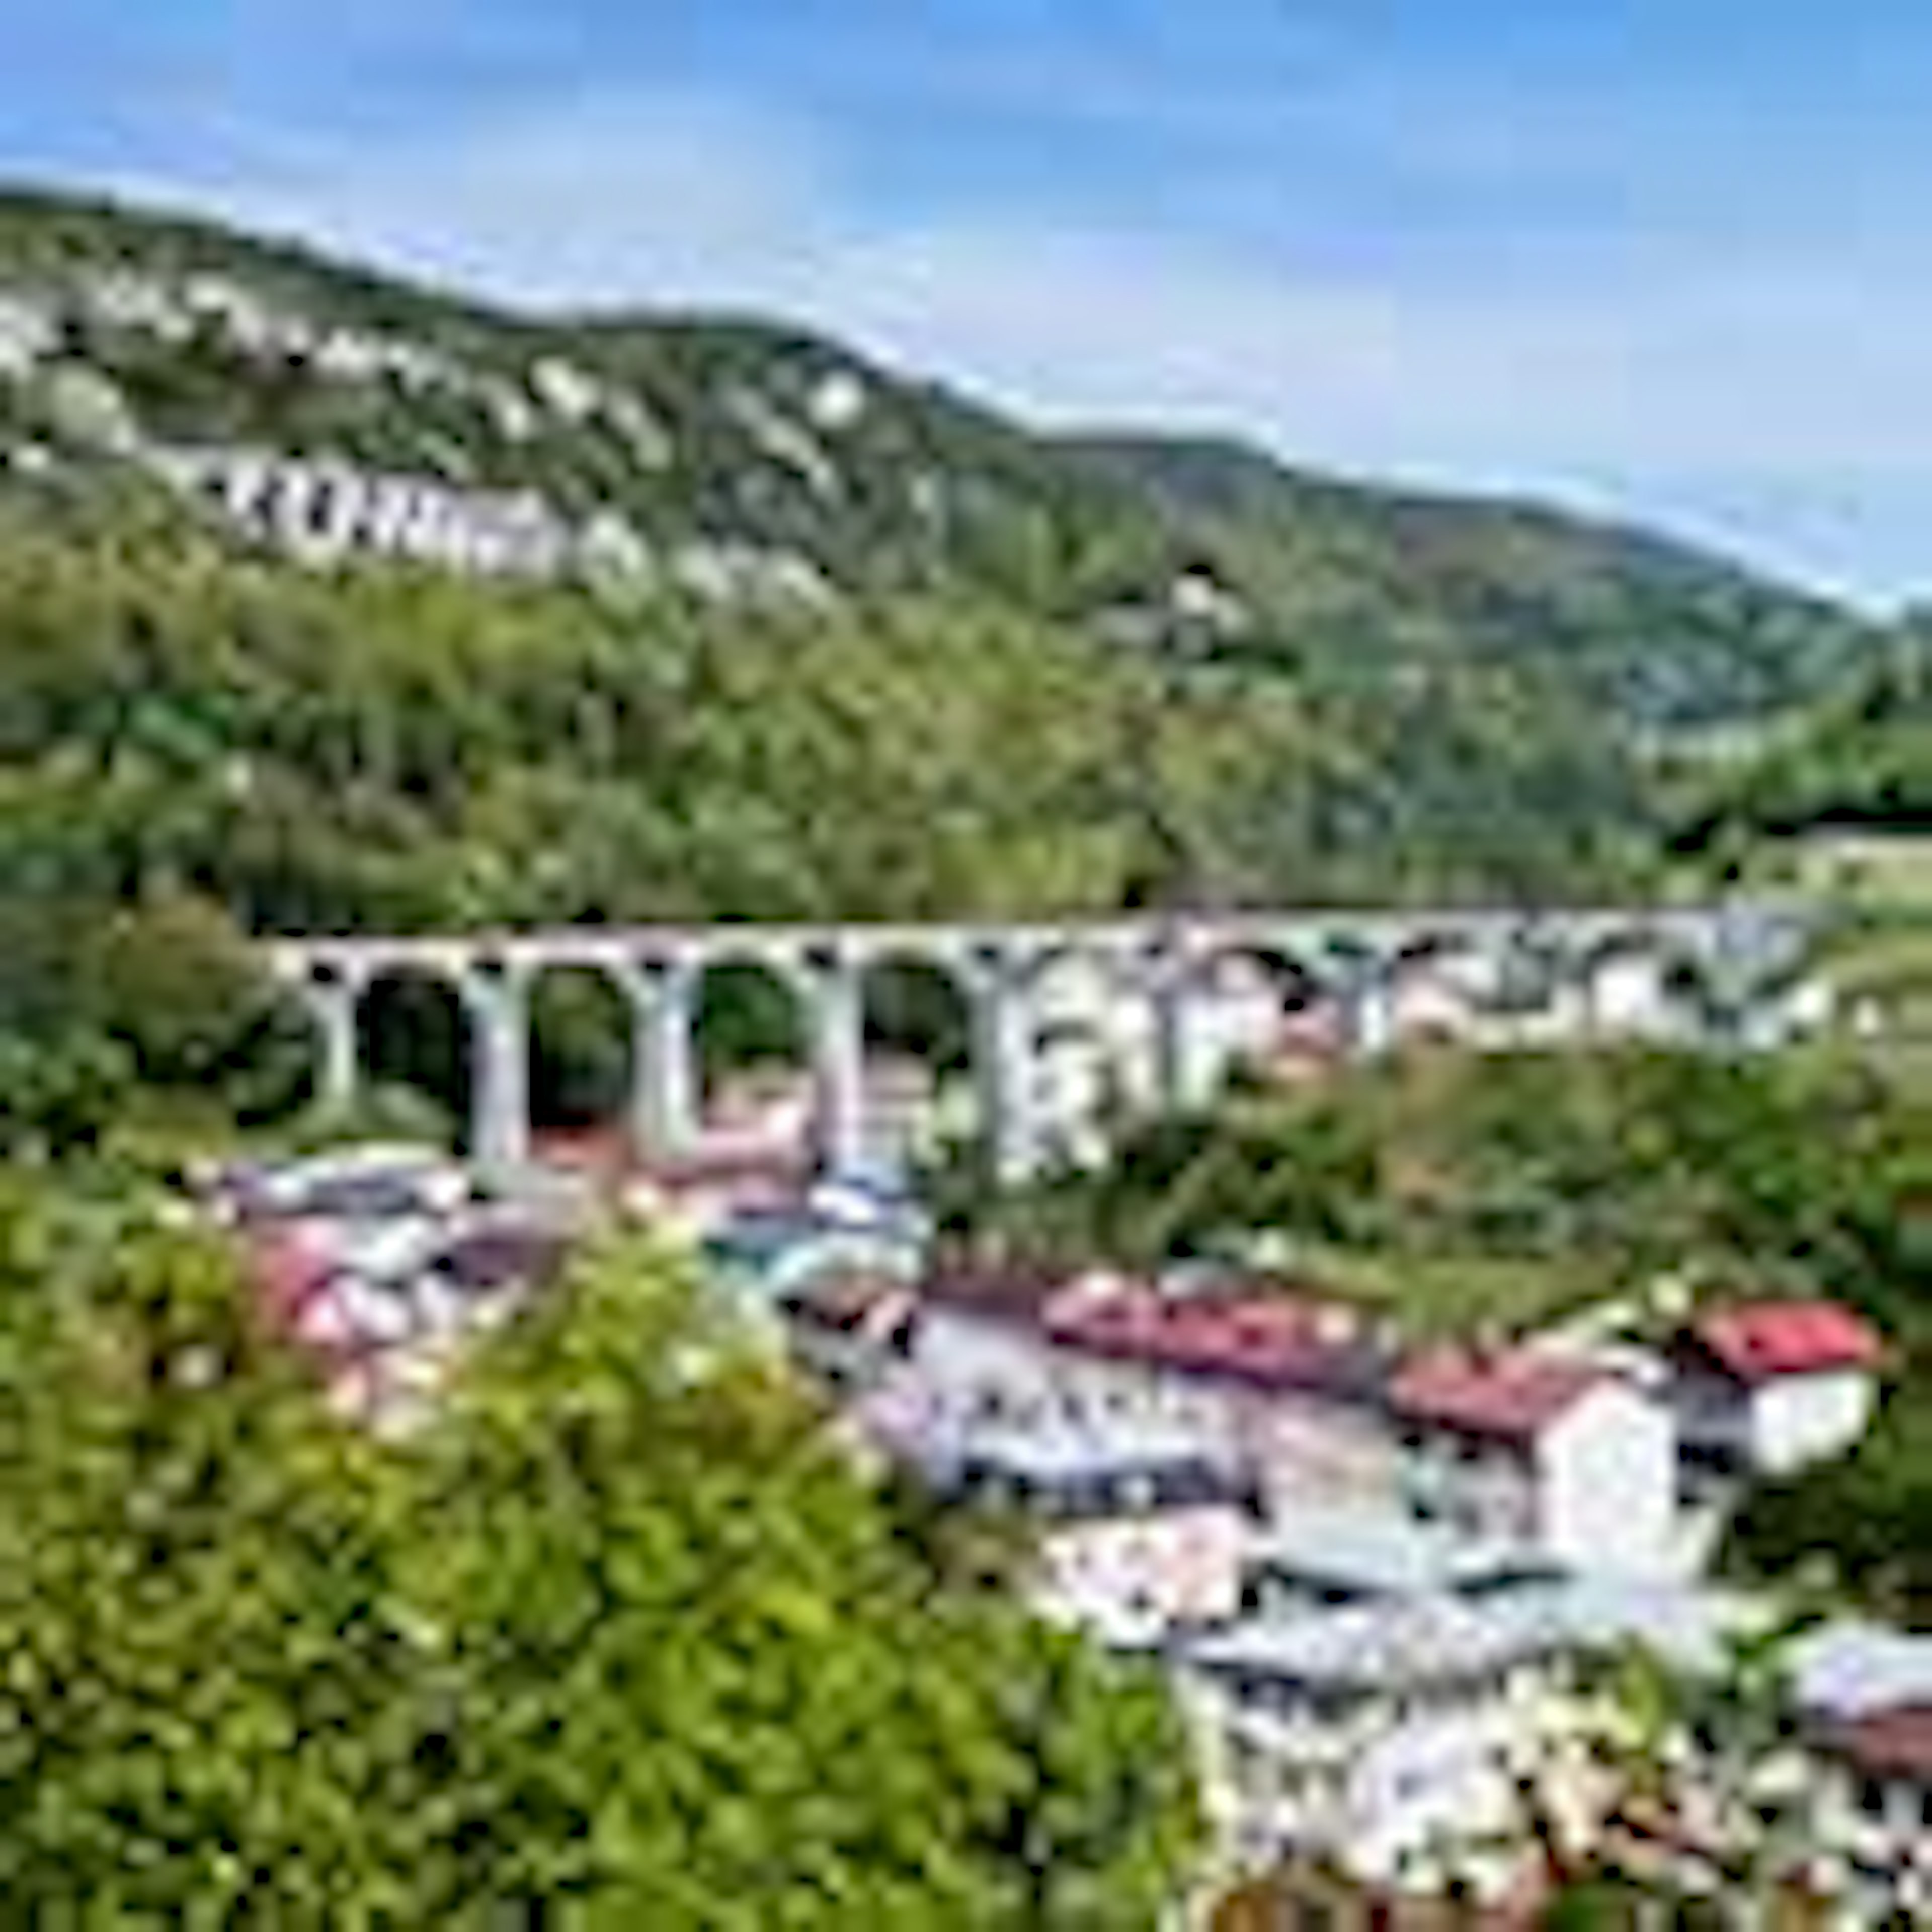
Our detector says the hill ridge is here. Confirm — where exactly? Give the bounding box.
[0,180,1883,728]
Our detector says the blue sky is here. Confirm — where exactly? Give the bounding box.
[5,2,1931,605]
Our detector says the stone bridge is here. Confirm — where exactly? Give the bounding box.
[264,904,1814,1181]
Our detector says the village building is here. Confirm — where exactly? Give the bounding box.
[894,1267,1684,1579]
[775,1273,921,1394]
[1671,1299,1886,1478]
[1235,1505,1565,1621]
[1806,1705,1932,1921]
[1387,1351,1681,1576]
[1178,1565,1747,1914]
[913,1418,1258,1647]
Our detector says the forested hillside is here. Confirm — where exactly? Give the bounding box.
[0,182,1905,1152]
[1677,639,1932,840]
[0,181,1885,727]
[1070,434,1878,727]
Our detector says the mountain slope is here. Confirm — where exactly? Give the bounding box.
[0,183,1881,728]
[1067,432,1878,727]
[0,184,1173,615]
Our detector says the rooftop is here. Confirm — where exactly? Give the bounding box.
[1689,1300,1886,1385]
[1791,1620,1932,1720]
[943,1418,1244,1490]
[782,1273,917,1337]
[1827,1704,1932,1782]
[1183,1592,1562,1696]
[920,1258,1085,1326]
[1244,1503,1562,1601]
[1045,1280,1389,1400]
[1184,1574,1749,1696]
[1387,1349,1612,1446]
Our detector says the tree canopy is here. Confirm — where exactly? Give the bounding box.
[943,1044,1929,1340]
[0,1190,1199,1925]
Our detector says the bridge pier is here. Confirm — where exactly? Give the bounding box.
[262,903,1814,1193]
[1135,943,1222,1117]
[612,957,702,1163]
[964,946,1044,1184]
[1338,957,1401,1059]
[300,962,368,1121]
[808,949,870,1175]
[459,964,533,1177]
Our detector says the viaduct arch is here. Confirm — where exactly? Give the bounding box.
[266,906,1815,1183]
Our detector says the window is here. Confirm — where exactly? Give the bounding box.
[1919,1785,1932,1829]
[1859,1776,1887,1819]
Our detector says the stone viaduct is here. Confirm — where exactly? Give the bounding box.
[264,904,1813,1182]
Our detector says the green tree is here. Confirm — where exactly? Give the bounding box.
[0,1187,1199,1925]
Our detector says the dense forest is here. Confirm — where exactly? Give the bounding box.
[1677,640,1932,842]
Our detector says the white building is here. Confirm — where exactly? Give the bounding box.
[901,1270,1686,1579]
[1180,1558,1748,1906]
[1387,1350,1682,1576]
[1671,1300,1885,1478]
[915,1420,1256,1647]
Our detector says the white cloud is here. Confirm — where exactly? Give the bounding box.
[99,86,1932,603]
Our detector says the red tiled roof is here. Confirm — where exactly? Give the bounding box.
[1045,1288,1381,1398]
[1831,1704,1932,1782]
[1692,1300,1885,1385]
[917,1262,1384,1395]
[1387,1349,1607,1446]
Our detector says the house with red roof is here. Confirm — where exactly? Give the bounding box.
[1043,1283,1406,1514]
[1673,1299,1885,1478]
[903,1265,1404,1506]
[1387,1350,1679,1575]
[899,1265,1684,1574]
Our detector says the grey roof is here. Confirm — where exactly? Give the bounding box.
[1243,1503,1559,1600]
[1181,1574,1753,1697]
[1182,1594,1566,1696]
[1791,1621,1932,1720]
[944,1418,1241,1488]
